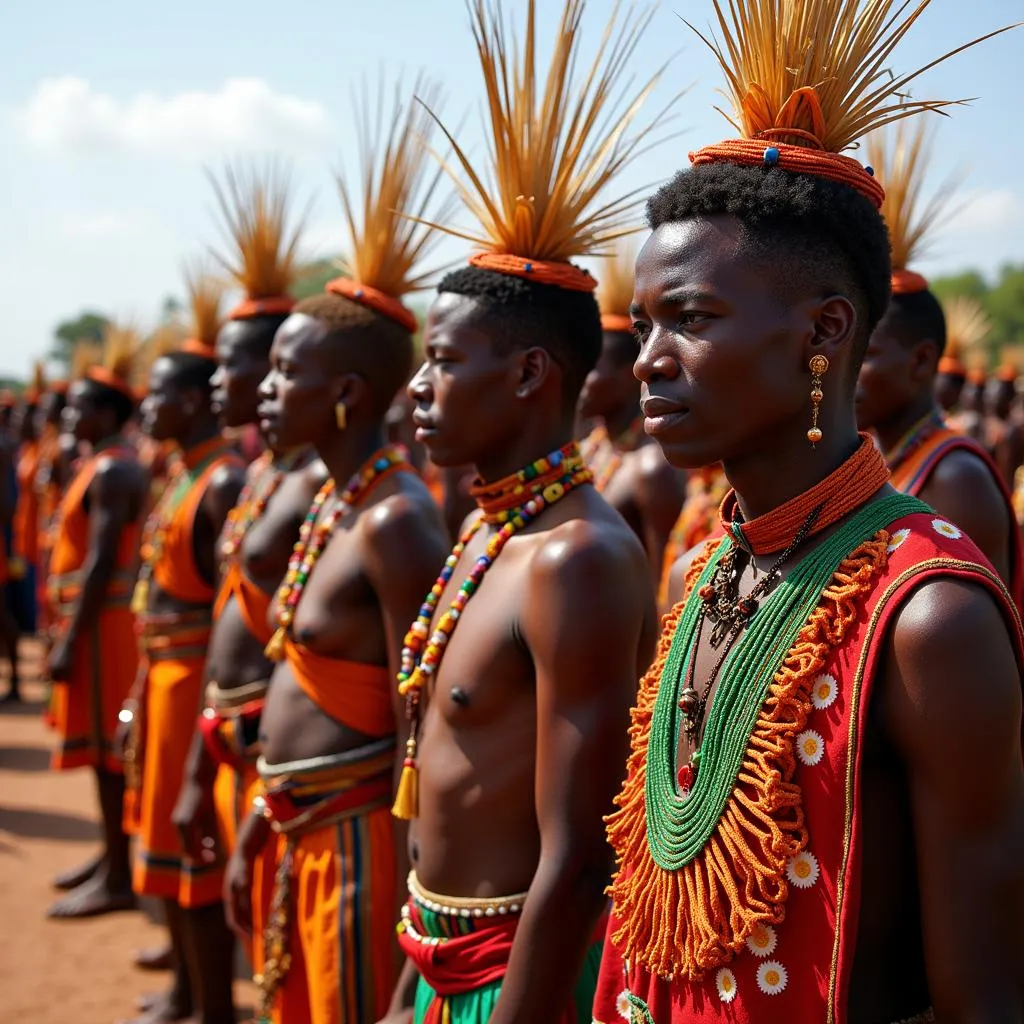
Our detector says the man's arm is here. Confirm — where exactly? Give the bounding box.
[919,449,1012,589]
[884,577,1024,1020]
[54,457,142,660]
[490,520,655,1024]
[195,462,245,590]
[634,447,685,581]
[362,491,452,994]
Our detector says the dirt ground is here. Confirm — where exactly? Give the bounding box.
[0,643,256,1023]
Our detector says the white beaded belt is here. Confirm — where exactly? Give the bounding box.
[407,870,527,919]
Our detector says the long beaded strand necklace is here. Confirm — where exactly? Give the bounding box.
[220,447,309,564]
[392,441,593,819]
[264,444,410,661]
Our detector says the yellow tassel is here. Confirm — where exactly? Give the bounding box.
[265,627,286,662]
[131,579,149,617]
[391,736,419,820]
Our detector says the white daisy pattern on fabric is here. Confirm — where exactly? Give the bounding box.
[756,960,788,996]
[796,729,825,767]
[887,528,911,554]
[745,922,778,958]
[787,851,820,889]
[932,519,962,540]
[811,673,837,710]
[716,967,738,1003]
[616,989,632,1021]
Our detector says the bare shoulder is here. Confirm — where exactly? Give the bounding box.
[209,458,246,492]
[527,507,648,595]
[362,475,447,551]
[927,447,1002,496]
[94,451,145,495]
[885,575,1021,755]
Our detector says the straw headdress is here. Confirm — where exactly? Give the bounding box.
[598,241,640,333]
[84,323,141,401]
[182,260,226,357]
[996,345,1023,385]
[413,0,674,291]
[324,74,456,332]
[26,361,47,404]
[208,162,306,321]
[135,322,188,394]
[687,0,1017,207]
[866,121,965,295]
[940,295,990,378]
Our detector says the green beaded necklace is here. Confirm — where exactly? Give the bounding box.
[645,492,928,870]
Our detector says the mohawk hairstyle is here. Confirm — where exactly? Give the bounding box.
[296,73,455,416]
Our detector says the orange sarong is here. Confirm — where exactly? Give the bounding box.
[14,440,40,568]
[48,447,140,772]
[130,437,243,907]
[255,741,398,1024]
[215,559,275,647]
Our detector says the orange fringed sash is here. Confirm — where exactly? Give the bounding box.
[469,252,598,292]
[690,138,884,208]
[606,530,891,980]
[325,276,418,333]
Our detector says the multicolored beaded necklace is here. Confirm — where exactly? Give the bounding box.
[582,416,644,492]
[883,408,946,474]
[392,441,593,820]
[219,447,309,565]
[264,444,410,662]
[131,435,237,616]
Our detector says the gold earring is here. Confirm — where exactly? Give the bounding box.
[807,355,829,446]
[335,403,347,431]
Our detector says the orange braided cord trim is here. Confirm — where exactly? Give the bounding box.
[937,357,966,377]
[325,277,418,333]
[181,339,216,358]
[85,367,138,402]
[468,253,598,292]
[690,139,884,209]
[891,269,930,295]
[605,531,890,980]
[601,313,634,333]
[227,296,296,321]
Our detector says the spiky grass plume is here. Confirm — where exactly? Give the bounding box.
[415,0,676,261]
[100,323,141,382]
[598,239,640,317]
[943,295,991,359]
[688,0,1018,152]
[136,323,187,389]
[184,260,226,346]
[71,341,104,382]
[208,162,307,300]
[30,361,47,398]
[335,75,457,297]
[867,121,964,271]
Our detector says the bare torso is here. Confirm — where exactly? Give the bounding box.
[409,486,656,899]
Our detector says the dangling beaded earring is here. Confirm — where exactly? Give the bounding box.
[335,403,347,431]
[807,354,829,446]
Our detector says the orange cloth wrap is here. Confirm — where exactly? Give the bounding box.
[282,637,395,739]
[601,313,633,333]
[469,252,597,292]
[891,268,930,295]
[216,560,275,647]
[14,441,40,565]
[130,652,224,907]
[937,356,966,377]
[85,367,138,401]
[49,448,141,772]
[152,448,243,604]
[228,296,296,321]
[690,138,884,208]
[326,276,418,333]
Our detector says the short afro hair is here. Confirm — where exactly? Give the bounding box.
[437,266,602,405]
[161,351,219,393]
[295,293,414,418]
[647,163,892,355]
[881,289,947,356]
[82,380,136,429]
[229,311,291,357]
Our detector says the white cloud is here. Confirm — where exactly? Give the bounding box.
[945,188,1024,235]
[15,77,332,158]
[61,211,144,239]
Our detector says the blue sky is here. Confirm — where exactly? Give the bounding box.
[2,0,1022,379]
